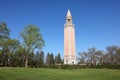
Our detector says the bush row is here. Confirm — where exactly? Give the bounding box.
[30,64,120,69]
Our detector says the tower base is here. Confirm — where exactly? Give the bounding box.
[64,55,77,64]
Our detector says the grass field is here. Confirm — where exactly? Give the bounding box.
[0,67,120,80]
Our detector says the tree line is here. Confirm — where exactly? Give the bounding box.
[78,46,120,66]
[0,21,120,69]
[0,21,62,68]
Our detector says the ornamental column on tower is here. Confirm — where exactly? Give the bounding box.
[64,9,76,64]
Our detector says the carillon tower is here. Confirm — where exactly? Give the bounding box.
[64,9,76,64]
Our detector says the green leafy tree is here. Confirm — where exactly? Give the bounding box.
[20,25,44,68]
[6,39,20,66]
[28,51,35,67]
[0,22,10,66]
[14,46,26,67]
[0,39,20,66]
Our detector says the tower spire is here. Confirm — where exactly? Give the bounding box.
[66,9,73,25]
[66,9,72,17]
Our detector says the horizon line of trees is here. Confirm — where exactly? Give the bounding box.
[0,21,45,67]
[78,46,120,65]
[0,21,120,68]
[0,21,63,67]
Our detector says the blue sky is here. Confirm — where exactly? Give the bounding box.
[0,0,120,58]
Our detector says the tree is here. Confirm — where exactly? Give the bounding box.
[0,22,10,66]
[77,52,86,64]
[0,22,9,40]
[55,53,61,64]
[0,39,20,66]
[50,53,54,65]
[106,45,120,65]
[94,50,103,65]
[35,51,40,67]
[87,47,96,65]
[14,45,26,67]
[28,51,35,67]
[20,25,44,68]
[46,52,50,65]
[116,48,120,64]
[6,39,20,66]
[78,48,104,65]
[35,51,44,67]
[0,50,2,66]
[46,53,55,65]
[39,51,44,65]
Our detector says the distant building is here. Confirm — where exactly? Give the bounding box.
[64,9,76,64]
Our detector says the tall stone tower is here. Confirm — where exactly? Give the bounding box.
[64,9,76,64]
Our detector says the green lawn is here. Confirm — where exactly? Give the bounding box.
[0,67,120,80]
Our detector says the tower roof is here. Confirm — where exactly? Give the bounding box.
[66,9,72,17]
